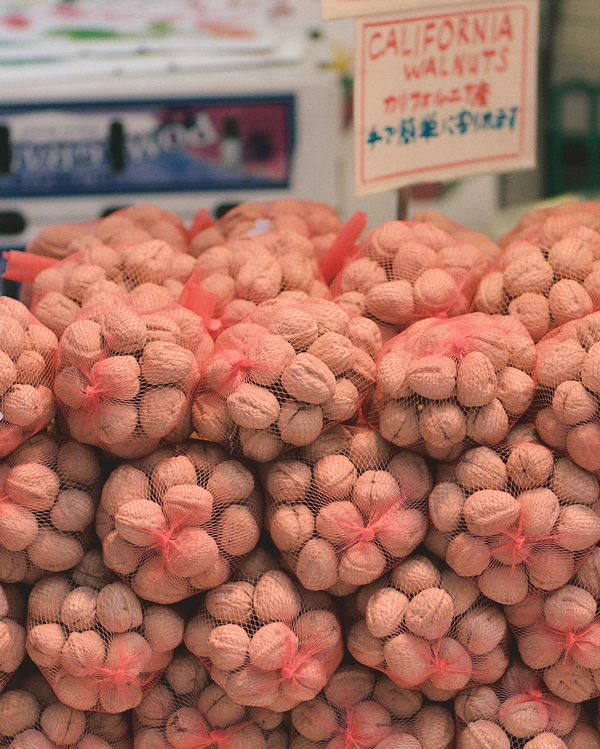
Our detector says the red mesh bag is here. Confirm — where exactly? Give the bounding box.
[0,297,57,459]
[4,238,198,338]
[474,218,600,342]
[427,432,600,606]
[366,312,536,460]
[503,547,600,703]
[530,310,600,475]
[290,663,455,749]
[0,432,102,584]
[0,662,132,749]
[97,440,262,604]
[0,584,25,693]
[26,548,184,712]
[191,297,381,462]
[411,210,500,265]
[54,291,213,459]
[498,200,600,249]
[191,229,334,336]
[331,220,488,341]
[183,548,344,713]
[455,659,600,748]
[189,199,343,258]
[26,204,189,261]
[263,424,431,595]
[134,646,289,749]
[345,553,510,702]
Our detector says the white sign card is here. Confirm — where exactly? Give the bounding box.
[353,0,539,196]
[322,0,467,21]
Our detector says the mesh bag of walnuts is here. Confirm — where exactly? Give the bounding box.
[531,310,600,475]
[263,424,431,594]
[455,659,600,749]
[192,297,380,462]
[0,662,132,749]
[3,237,199,339]
[0,584,25,694]
[191,230,332,335]
[189,199,343,258]
[474,218,600,343]
[134,646,288,749]
[97,440,262,604]
[0,297,57,459]
[183,549,344,713]
[498,201,600,249]
[290,663,455,749]
[0,432,102,584]
[411,210,501,264]
[54,291,213,459]
[345,553,509,702]
[26,203,189,260]
[427,433,600,606]
[331,219,488,340]
[26,549,184,712]
[366,312,536,460]
[504,547,600,703]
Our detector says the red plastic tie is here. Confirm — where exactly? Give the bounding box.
[2,250,58,282]
[318,211,367,284]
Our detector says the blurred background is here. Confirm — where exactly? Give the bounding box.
[0,0,594,254]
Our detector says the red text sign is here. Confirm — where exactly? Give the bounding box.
[354,0,539,196]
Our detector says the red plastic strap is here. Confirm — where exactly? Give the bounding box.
[188,208,215,241]
[178,268,217,330]
[2,251,58,282]
[318,211,367,284]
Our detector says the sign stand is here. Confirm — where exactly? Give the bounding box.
[397,186,409,220]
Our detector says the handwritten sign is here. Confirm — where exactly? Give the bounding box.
[354,0,539,196]
[322,0,463,21]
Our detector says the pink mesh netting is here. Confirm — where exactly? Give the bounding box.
[97,440,262,604]
[531,310,600,475]
[0,297,57,459]
[133,646,289,749]
[505,547,600,703]
[0,432,102,584]
[455,658,600,747]
[0,584,25,694]
[4,238,199,338]
[290,663,455,749]
[345,553,510,702]
[26,204,189,261]
[411,210,500,265]
[474,219,600,342]
[54,291,213,459]
[365,312,536,460]
[498,200,600,249]
[189,199,343,259]
[0,661,133,748]
[191,229,332,336]
[263,424,431,594]
[427,431,600,606]
[26,549,184,712]
[330,220,488,341]
[183,548,344,713]
[192,297,381,462]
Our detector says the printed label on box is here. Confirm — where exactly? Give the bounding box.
[0,96,295,198]
[354,0,539,196]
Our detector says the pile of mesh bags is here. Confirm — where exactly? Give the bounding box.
[3,199,600,744]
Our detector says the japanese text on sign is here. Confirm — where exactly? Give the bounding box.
[354,1,539,196]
